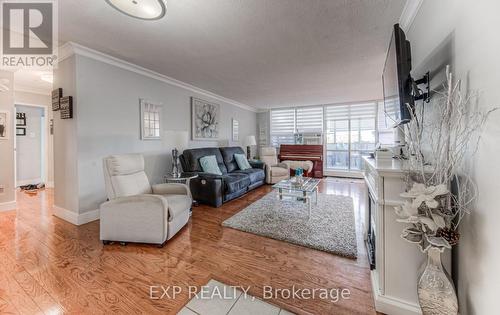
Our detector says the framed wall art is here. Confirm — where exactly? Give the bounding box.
[60,96,73,119]
[140,99,162,140]
[52,88,62,111]
[191,97,219,140]
[16,112,26,126]
[16,128,26,136]
[232,118,239,141]
[0,110,10,140]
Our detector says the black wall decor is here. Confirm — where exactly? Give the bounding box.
[16,112,26,126]
[16,127,26,136]
[60,96,73,119]
[52,88,63,111]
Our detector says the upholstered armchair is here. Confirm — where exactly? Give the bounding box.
[260,147,290,184]
[100,154,192,246]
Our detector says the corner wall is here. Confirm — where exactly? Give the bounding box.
[408,1,500,313]
[53,56,79,214]
[0,70,15,211]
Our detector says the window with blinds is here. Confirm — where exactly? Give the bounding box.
[270,108,295,146]
[325,102,377,171]
[296,106,323,133]
[270,107,324,146]
[270,102,378,173]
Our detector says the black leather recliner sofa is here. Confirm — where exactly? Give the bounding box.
[179,147,265,207]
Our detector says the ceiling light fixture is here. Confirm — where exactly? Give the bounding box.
[105,0,166,20]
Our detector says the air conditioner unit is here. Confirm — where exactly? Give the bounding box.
[294,133,323,145]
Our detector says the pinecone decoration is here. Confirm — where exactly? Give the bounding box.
[437,227,460,246]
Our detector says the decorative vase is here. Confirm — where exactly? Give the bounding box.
[417,247,458,315]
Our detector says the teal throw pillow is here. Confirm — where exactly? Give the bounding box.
[199,155,222,175]
[234,153,252,170]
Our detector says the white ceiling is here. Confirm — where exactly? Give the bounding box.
[14,70,52,95]
[55,0,406,109]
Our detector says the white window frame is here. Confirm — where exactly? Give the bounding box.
[269,101,379,178]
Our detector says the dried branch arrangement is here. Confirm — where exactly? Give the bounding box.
[395,65,497,252]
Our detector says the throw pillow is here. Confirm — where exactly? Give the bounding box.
[199,155,222,175]
[234,153,252,170]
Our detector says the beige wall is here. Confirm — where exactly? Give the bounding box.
[0,70,15,209]
[409,1,500,314]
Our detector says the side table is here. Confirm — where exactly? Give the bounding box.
[163,174,199,211]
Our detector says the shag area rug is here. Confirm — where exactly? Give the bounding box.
[222,192,357,258]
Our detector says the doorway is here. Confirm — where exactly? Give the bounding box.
[15,104,48,187]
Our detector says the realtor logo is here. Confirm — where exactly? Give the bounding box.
[1,0,57,69]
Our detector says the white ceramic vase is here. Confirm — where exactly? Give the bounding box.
[417,247,458,315]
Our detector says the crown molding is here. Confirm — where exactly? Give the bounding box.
[58,42,257,112]
[399,0,424,32]
[14,84,51,95]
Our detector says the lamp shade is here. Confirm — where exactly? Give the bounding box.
[165,130,189,151]
[243,135,256,147]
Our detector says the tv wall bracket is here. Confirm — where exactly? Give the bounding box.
[412,71,430,103]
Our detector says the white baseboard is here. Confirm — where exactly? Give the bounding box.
[17,178,42,187]
[371,271,422,315]
[53,206,100,225]
[78,209,100,225]
[0,201,17,212]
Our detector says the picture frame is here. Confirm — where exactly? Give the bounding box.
[60,96,73,119]
[191,97,220,140]
[16,112,26,126]
[232,118,239,141]
[16,127,26,136]
[0,110,10,140]
[140,99,162,140]
[52,88,63,111]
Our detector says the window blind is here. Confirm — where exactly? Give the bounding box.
[270,108,295,146]
[325,102,376,121]
[296,106,323,133]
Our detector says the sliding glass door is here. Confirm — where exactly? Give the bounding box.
[325,119,349,170]
[325,103,376,174]
[270,102,377,176]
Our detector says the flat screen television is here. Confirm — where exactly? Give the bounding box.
[382,24,413,127]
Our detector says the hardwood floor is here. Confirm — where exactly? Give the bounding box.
[0,178,377,315]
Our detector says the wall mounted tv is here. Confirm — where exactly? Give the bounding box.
[382,24,414,127]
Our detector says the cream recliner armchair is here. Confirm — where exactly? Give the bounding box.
[100,154,192,246]
[261,147,290,184]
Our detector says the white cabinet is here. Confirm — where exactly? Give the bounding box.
[362,157,451,315]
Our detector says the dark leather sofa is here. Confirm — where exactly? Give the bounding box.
[179,147,265,207]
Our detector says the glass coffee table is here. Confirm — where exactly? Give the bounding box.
[272,177,321,217]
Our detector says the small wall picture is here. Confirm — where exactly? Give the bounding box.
[16,112,26,126]
[16,127,26,136]
[140,99,162,140]
[60,96,73,119]
[192,97,219,140]
[0,110,9,140]
[232,118,239,141]
[52,88,63,111]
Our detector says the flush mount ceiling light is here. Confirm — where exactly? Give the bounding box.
[105,0,166,20]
